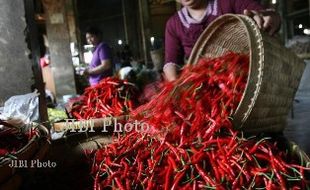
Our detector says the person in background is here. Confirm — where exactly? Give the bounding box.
[164,0,281,81]
[40,35,51,68]
[120,44,133,68]
[84,26,113,86]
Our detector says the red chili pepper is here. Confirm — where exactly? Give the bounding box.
[89,53,308,189]
[269,149,286,190]
[114,177,126,190]
[171,169,186,190]
[136,160,143,182]
[168,155,178,171]
[146,175,155,190]
[165,142,181,161]
[194,164,216,187]
[164,163,172,190]
[207,152,220,182]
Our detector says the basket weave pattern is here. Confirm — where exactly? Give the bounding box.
[188,14,305,133]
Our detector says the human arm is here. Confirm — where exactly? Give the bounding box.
[84,43,112,76]
[163,17,184,81]
[232,0,281,36]
[84,59,112,76]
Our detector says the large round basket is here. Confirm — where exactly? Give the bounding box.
[0,123,49,187]
[49,130,112,167]
[188,14,305,133]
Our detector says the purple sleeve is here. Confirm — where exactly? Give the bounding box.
[98,43,111,61]
[164,16,184,66]
[232,0,265,14]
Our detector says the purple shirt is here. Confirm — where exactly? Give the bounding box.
[89,42,113,85]
[165,0,264,66]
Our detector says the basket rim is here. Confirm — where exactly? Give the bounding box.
[15,123,49,155]
[0,123,49,166]
[230,15,265,128]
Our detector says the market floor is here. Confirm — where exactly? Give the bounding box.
[284,95,310,156]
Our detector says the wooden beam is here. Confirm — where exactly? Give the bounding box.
[286,8,309,18]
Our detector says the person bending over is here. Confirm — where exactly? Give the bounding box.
[164,0,281,81]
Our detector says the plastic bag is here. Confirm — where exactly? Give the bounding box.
[0,91,39,124]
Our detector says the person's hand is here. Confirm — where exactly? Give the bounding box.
[163,63,178,81]
[244,9,281,36]
[83,68,90,77]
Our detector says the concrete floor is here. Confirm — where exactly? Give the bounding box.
[284,95,310,156]
[284,61,310,156]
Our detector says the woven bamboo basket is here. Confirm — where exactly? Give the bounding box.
[188,14,305,133]
[0,123,49,185]
[49,131,112,167]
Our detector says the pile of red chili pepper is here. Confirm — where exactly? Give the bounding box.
[70,77,138,120]
[91,52,310,189]
[0,121,39,157]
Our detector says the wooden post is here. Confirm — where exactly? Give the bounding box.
[279,0,288,43]
[138,0,152,67]
[24,0,48,123]
[122,0,129,43]
[138,0,148,64]
[42,0,77,101]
